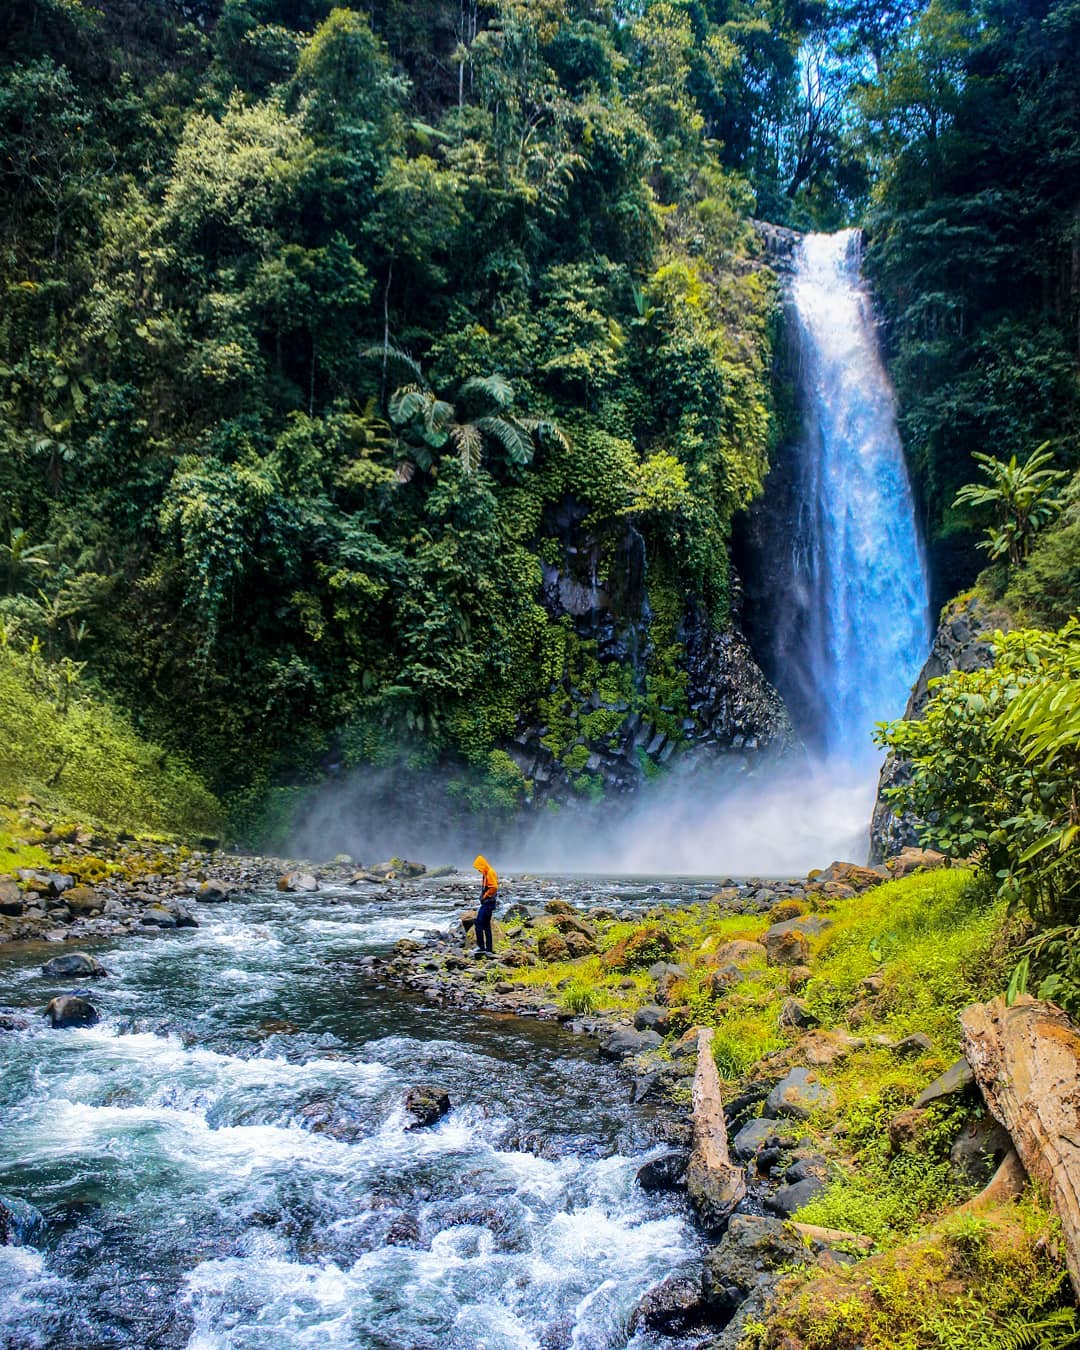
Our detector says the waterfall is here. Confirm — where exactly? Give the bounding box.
[742,228,931,766]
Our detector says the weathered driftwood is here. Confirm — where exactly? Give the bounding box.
[960,994,1080,1295]
[789,1221,874,1253]
[686,1026,746,1232]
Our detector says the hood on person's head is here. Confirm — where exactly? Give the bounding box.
[473,855,489,872]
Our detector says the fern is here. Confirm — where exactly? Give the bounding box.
[998,1308,1080,1350]
[450,422,483,474]
[476,416,533,465]
[460,372,513,408]
[360,344,427,387]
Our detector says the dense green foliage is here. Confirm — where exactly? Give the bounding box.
[0,0,1076,832]
[880,621,1080,1010]
[860,0,1080,597]
[0,0,794,822]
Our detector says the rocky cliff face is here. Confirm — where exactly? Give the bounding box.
[499,506,797,808]
[869,593,1010,861]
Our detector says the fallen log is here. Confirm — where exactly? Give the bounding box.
[960,994,1080,1296]
[686,1026,746,1233]
[789,1221,874,1253]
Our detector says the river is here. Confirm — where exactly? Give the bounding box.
[0,882,700,1350]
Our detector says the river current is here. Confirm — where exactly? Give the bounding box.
[0,884,699,1350]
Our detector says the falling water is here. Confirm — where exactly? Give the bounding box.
[743,228,931,764]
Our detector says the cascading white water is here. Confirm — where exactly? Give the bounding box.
[763,228,931,763]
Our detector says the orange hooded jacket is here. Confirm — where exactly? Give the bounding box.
[473,855,498,904]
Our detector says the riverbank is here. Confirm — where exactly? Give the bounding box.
[2,805,1075,1348]
[366,856,1074,1347]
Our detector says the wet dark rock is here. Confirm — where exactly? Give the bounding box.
[764,1175,827,1215]
[732,1118,777,1160]
[702,1213,807,1317]
[0,1012,30,1033]
[629,1273,706,1335]
[404,1084,451,1128]
[598,1028,663,1061]
[914,1058,975,1110]
[41,952,108,979]
[0,882,24,916]
[764,1067,835,1120]
[634,1004,669,1032]
[295,1097,364,1142]
[44,995,99,1028]
[0,1195,45,1247]
[636,1150,689,1191]
[140,904,177,928]
[384,1213,422,1247]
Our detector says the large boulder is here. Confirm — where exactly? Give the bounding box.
[812,861,884,893]
[628,1274,706,1336]
[64,886,102,916]
[403,1084,451,1129]
[194,879,232,902]
[732,1118,778,1161]
[636,1151,689,1192]
[712,939,767,966]
[140,905,177,928]
[702,1214,807,1317]
[764,1067,835,1121]
[764,1175,827,1215]
[887,847,949,879]
[44,995,99,1028]
[41,952,108,979]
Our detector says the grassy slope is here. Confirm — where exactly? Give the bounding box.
[0,650,220,839]
[499,871,1073,1345]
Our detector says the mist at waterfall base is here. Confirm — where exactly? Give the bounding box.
[289,230,930,880]
[288,753,881,879]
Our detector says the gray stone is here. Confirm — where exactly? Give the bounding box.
[702,1214,806,1316]
[195,879,232,902]
[779,997,818,1029]
[0,882,23,917]
[599,1028,663,1061]
[41,952,108,979]
[633,1004,669,1032]
[64,886,102,915]
[140,905,177,928]
[764,1067,835,1121]
[914,1058,975,1110]
[764,1175,827,1215]
[732,1118,777,1160]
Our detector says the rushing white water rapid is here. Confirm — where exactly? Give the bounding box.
[765,228,931,762]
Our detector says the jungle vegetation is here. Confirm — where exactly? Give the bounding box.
[0,0,1076,833]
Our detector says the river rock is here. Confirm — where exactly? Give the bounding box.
[41,952,108,979]
[64,886,102,916]
[764,1067,835,1120]
[0,882,24,917]
[634,1004,669,1032]
[628,1274,705,1335]
[702,1213,807,1316]
[764,1175,827,1215]
[403,1084,451,1128]
[0,1195,44,1247]
[140,904,177,928]
[0,1013,30,1033]
[44,995,99,1028]
[537,932,570,962]
[598,1028,662,1061]
[278,872,319,893]
[732,1118,778,1160]
[914,1057,975,1110]
[194,879,232,902]
[713,940,766,966]
[636,1150,689,1191]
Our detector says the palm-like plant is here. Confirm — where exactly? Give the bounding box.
[0,527,51,595]
[953,443,1066,567]
[363,347,567,478]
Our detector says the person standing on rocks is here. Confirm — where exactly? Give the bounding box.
[472,855,498,955]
